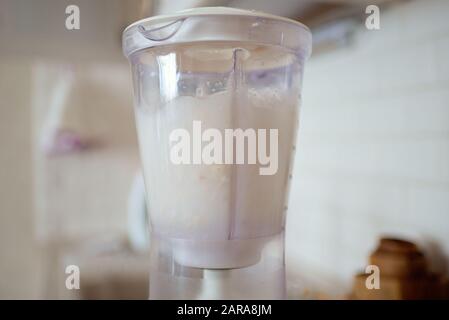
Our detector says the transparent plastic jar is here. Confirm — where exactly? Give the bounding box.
[123,7,311,299]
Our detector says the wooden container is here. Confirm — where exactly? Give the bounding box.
[352,237,449,300]
[369,238,427,278]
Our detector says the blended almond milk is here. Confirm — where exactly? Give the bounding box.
[124,9,311,298]
[134,43,300,268]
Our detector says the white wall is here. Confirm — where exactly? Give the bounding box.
[32,62,139,243]
[0,58,140,298]
[30,61,141,298]
[286,0,449,297]
[0,59,44,299]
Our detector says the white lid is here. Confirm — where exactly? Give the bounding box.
[123,7,312,59]
[124,7,309,33]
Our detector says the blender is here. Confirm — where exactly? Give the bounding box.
[123,7,311,299]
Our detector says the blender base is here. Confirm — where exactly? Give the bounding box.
[149,233,286,299]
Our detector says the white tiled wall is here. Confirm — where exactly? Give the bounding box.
[286,0,449,296]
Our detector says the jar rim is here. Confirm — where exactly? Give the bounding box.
[122,7,312,59]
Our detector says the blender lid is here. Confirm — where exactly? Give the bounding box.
[122,7,312,59]
[124,7,310,32]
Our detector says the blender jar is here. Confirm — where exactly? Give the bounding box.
[123,7,311,299]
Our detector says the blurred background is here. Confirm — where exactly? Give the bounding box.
[1,0,448,299]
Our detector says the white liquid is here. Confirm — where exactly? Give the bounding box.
[135,67,298,268]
